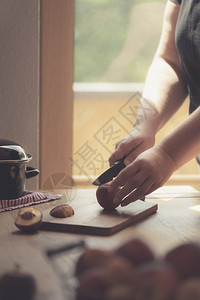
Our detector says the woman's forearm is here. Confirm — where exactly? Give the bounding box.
[159,106,200,170]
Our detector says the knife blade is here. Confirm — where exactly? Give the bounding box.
[92,158,126,186]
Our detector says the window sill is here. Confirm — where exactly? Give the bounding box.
[73,82,144,99]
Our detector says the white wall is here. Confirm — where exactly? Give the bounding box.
[0,0,40,189]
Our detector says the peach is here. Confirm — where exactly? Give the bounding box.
[15,207,43,232]
[164,242,200,281]
[0,266,36,300]
[75,248,114,278]
[96,184,121,210]
[133,261,179,300]
[103,255,134,286]
[105,284,134,300]
[116,238,155,267]
[76,268,108,300]
[76,256,134,300]
[176,277,200,300]
[50,204,74,218]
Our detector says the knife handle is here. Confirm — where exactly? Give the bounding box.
[113,158,126,177]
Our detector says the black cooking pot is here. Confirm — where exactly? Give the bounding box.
[0,139,39,200]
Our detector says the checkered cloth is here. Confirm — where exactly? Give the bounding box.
[0,191,61,213]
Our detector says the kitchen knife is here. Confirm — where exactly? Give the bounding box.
[92,158,126,186]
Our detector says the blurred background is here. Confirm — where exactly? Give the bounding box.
[73,0,199,186]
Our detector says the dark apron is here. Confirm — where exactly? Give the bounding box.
[175,0,200,165]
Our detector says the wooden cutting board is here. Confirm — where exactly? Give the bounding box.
[41,189,158,236]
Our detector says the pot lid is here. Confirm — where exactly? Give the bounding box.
[0,140,32,163]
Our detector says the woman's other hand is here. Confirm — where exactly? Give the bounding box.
[108,145,176,206]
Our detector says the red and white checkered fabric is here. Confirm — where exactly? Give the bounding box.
[0,191,61,212]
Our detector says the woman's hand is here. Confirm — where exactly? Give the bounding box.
[108,145,176,206]
[109,128,156,166]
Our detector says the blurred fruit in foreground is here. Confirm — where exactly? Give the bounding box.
[102,255,134,286]
[133,261,179,300]
[175,277,200,300]
[116,237,155,267]
[0,265,36,300]
[75,248,114,279]
[105,284,134,300]
[165,242,200,281]
[76,255,134,300]
[76,268,107,300]
[75,239,200,300]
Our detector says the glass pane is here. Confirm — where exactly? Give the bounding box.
[74,0,166,83]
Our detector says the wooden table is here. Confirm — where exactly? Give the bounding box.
[1,185,200,300]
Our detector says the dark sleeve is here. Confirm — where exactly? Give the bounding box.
[169,0,181,3]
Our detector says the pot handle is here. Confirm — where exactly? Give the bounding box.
[26,166,40,179]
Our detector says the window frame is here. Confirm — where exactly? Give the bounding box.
[40,0,74,189]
